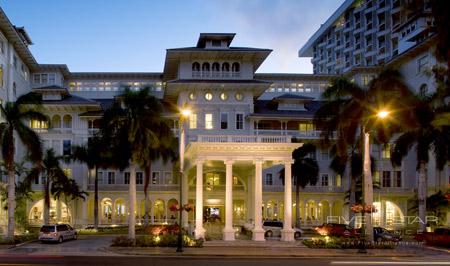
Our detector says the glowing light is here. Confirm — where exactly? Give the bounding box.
[377,110,390,119]
[154,236,161,243]
[181,109,191,117]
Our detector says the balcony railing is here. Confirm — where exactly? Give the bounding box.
[191,71,240,79]
[189,184,246,192]
[87,184,179,191]
[263,185,344,193]
[195,135,291,143]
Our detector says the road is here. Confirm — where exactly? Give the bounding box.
[0,255,450,266]
[0,235,448,266]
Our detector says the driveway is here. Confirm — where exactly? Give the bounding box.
[0,235,115,256]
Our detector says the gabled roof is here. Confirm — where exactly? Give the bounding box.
[42,94,100,106]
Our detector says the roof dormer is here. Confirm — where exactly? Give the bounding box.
[196,33,235,49]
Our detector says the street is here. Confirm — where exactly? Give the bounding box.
[0,236,448,266]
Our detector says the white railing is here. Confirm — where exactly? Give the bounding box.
[256,129,324,139]
[263,185,344,193]
[191,71,240,79]
[196,135,291,143]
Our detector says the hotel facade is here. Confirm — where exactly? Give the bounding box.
[0,0,448,240]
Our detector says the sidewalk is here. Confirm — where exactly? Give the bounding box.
[105,240,450,258]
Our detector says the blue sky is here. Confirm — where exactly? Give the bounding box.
[2,0,342,73]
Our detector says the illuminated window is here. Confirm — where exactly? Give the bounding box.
[205,92,213,101]
[299,122,314,131]
[63,168,72,178]
[235,93,243,101]
[205,113,213,129]
[220,92,228,101]
[63,115,72,128]
[382,144,391,159]
[30,119,48,129]
[335,174,342,187]
[189,113,197,129]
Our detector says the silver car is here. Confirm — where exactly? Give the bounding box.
[39,224,77,243]
[263,221,303,239]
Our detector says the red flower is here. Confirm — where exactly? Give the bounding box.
[169,204,180,212]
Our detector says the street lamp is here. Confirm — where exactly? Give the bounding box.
[177,108,191,253]
[359,109,390,252]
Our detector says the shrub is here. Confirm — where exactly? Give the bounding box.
[0,233,38,245]
[111,234,203,248]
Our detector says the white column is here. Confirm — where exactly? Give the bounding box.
[252,159,265,241]
[223,160,235,241]
[281,160,295,241]
[194,160,205,239]
[56,199,62,223]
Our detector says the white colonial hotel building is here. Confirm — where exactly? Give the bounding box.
[0,0,448,240]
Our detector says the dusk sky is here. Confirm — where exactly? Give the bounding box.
[2,1,343,73]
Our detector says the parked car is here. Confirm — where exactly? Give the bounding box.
[263,221,303,239]
[414,228,450,248]
[373,227,402,242]
[39,224,77,243]
[315,223,359,237]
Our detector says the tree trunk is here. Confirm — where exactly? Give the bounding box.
[349,176,356,228]
[363,131,374,242]
[94,166,99,230]
[295,184,300,228]
[128,164,136,242]
[143,165,151,226]
[418,161,428,232]
[44,176,50,225]
[7,168,15,239]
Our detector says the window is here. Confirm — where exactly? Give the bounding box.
[299,122,314,131]
[417,55,428,73]
[201,62,210,77]
[0,66,3,87]
[63,140,71,156]
[205,92,213,101]
[373,171,380,185]
[265,173,273,186]
[152,171,160,184]
[220,92,228,101]
[205,113,213,129]
[164,172,174,184]
[382,171,391,187]
[0,39,4,54]
[63,115,72,129]
[220,113,228,129]
[52,115,61,128]
[212,40,221,47]
[393,171,402,187]
[321,174,329,186]
[320,149,329,160]
[34,175,39,185]
[189,92,196,101]
[48,73,56,84]
[382,144,391,159]
[235,113,244,130]
[124,172,130,184]
[235,93,243,101]
[30,119,48,129]
[107,172,115,184]
[189,113,197,129]
[98,171,104,184]
[63,168,72,178]
[13,55,17,70]
[335,174,342,187]
[136,172,143,185]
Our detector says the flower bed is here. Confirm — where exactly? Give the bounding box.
[111,234,203,247]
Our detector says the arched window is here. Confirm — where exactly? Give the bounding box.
[222,62,230,77]
[202,62,210,77]
[419,83,428,96]
[212,62,220,78]
[232,62,240,77]
[52,115,61,128]
[63,115,72,129]
[192,62,200,78]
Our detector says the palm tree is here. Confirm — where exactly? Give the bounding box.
[72,135,112,229]
[279,143,319,228]
[0,92,46,239]
[391,93,449,232]
[314,70,415,239]
[27,149,75,224]
[101,87,174,241]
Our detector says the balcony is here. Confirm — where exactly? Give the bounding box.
[194,134,292,143]
[263,185,344,193]
[87,184,179,191]
[189,184,246,192]
[256,129,326,140]
[191,71,240,79]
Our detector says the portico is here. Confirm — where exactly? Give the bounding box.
[185,135,301,241]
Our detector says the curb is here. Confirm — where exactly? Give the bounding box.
[8,239,39,249]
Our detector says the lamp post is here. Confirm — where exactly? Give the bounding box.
[177,108,191,253]
[359,109,390,252]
